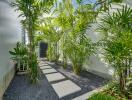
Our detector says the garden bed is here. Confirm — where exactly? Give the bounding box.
[4,60,107,100]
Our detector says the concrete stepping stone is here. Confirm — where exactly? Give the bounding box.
[52,80,81,98]
[40,65,52,69]
[45,73,65,82]
[39,63,48,66]
[72,92,90,100]
[42,68,57,74]
[72,86,105,100]
[46,62,54,65]
[39,61,45,64]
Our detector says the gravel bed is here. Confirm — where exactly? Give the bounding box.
[3,60,107,100]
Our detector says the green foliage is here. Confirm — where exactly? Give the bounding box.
[47,43,59,62]
[76,0,83,4]
[102,82,132,99]
[98,5,132,92]
[36,0,96,73]
[9,42,28,70]
[63,3,96,74]
[12,0,56,83]
[28,52,38,84]
[106,82,125,98]
[37,18,61,62]
[95,0,123,11]
[126,76,132,95]
[65,35,95,75]
[112,0,123,3]
[88,93,116,100]
[53,1,96,72]
[9,42,27,58]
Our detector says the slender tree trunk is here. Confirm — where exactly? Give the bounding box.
[119,71,125,93]
[62,31,67,69]
[128,58,131,76]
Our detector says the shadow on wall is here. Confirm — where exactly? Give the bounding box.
[84,23,114,79]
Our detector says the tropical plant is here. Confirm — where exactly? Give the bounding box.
[28,52,38,83]
[64,3,96,74]
[88,92,116,100]
[94,0,123,11]
[37,18,61,62]
[65,36,95,75]
[112,0,123,3]
[126,76,132,96]
[53,0,72,68]
[12,0,56,83]
[9,42,28,71]
[45,0,97,73]
[98,5,132,93]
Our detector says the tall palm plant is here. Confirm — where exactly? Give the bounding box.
[38,17,61,62]
[12,0,55,83]
[64,3,96,75]
[94,0,123,11]
[53,0,73,68]
[51,0,96,74]
[98,5,132,93]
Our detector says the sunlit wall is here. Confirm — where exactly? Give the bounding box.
[84,0,132,79]
[0,0,21,81]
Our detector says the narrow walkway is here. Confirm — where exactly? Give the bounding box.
[4,60,106,100]
[39,61,81,99]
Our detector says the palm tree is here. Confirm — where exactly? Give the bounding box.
[53,0,73,68]
[64,3,96,75]
[98,5,132,92]
[12,0,55,83]
[37,18,61,62]
[94,0,123,11]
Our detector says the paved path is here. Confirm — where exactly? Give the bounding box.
[39,61,81,99]
[4,60,106,100]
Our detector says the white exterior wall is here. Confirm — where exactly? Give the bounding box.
[84,0,132,79]
[0,0,21,99]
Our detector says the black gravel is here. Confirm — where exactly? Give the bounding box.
[3,60,107,100]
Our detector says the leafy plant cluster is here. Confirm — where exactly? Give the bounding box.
[36,19,61,62]
[9,42,39,83]
[9,42,28,71]
[12,0,56,83]
[37,0,97,75]
[11,2,132,96]
[95,0,123,11]
[88,92,116,100]
[98,4,132,98]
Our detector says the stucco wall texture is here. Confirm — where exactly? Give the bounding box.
[0,0,21,99]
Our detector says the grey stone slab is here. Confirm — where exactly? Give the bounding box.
[4,61,106,100]
[42,68,57,74]
[40,65,52,69]
[72,92,92,100]
[72,86,105,100]
[39,61,45,64]
[52,80,81,98]
[39,63,48,66]
[45,73,65,82]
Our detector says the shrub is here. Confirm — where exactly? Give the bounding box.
[88,93,116,100]
[98,5,132,92]
[9,42,28,71]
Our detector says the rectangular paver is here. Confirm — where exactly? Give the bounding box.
[39,63,48,65]
[46,73,65,82]
[39,64,49,67]
[52,80,81,98]
[42,68,57,74]
[40,65,52,69]
[72,86,105,100]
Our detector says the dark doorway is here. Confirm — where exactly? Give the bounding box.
[39,42,48,58]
